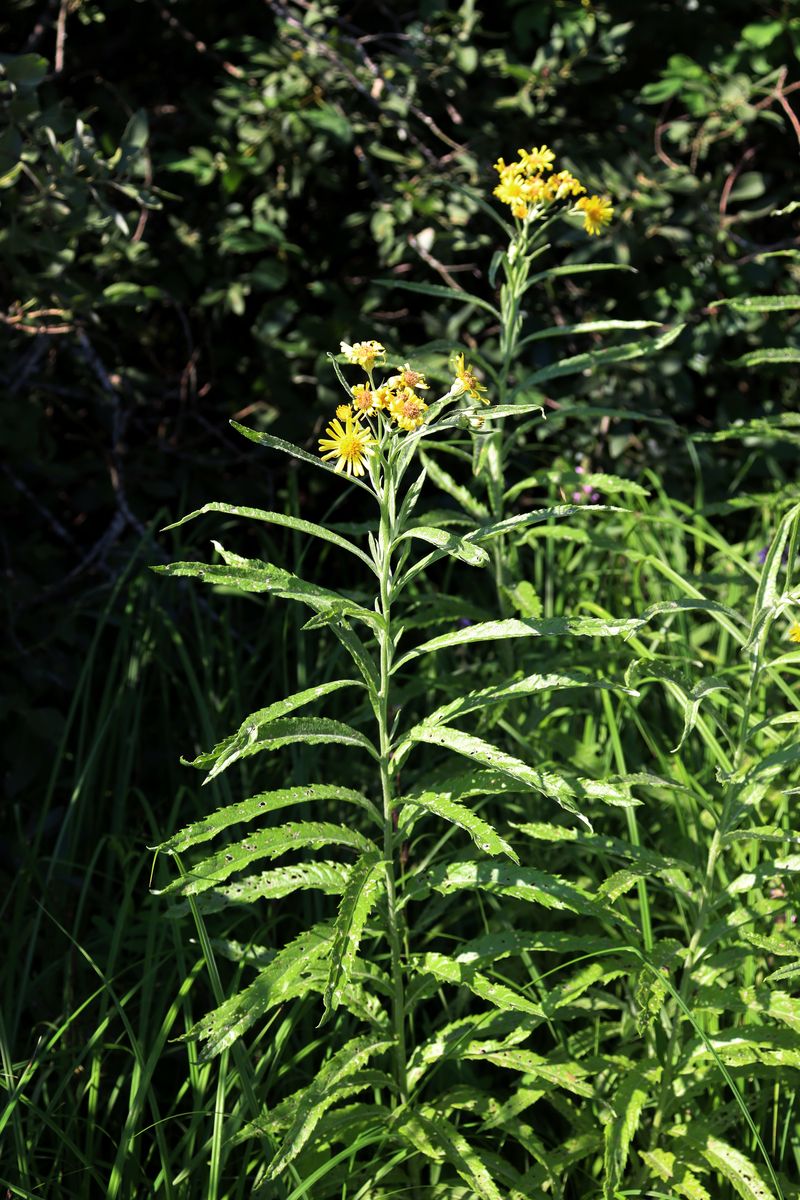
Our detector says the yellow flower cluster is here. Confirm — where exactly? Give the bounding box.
[320,341,490,475]
[493,145,613,235]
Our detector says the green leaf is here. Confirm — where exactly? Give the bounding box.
[189,716,380,779]
[416,951,541,1015]
[474,1047,595,1098]
[640,1149,711,1200]
[159,822,376,898]
[713,295,800,313]
[729,348,800,368]
[191,924,333,1057]
[396,525,489,567]
[691,1133,779,1200]
[418,860,612,920]
[183,681,363,779]
[415,670,636,732]
[603,1064,658,1199]
[515,324,685,391]
[525,262,637,289]
[162,501,375,569]
[419,451,490,519]
[230,421,376,496]
[396,1108,504,1200]
[324,851,385,1015]
[154,543,383,631]
[167,861,351,915]
[153,783,379,853]
[394,614,642,670]
[519,319,661,349]
[266,1034,393,1178]
[398,790,518,862]
[400,724,594,826]
[375,277,501,320]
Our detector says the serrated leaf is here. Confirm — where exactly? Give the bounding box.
[230,421,376,496]
[640,1148,711,1200]
[182,681,363,779]
[397,525,489,567]
[417,951,541,1016]
[603,1064,658,1199]
[265,1034,393,1178]
[398,790,518,862]
[154,783,378,854]
[161,501,375,568]
[192,924,333,1057]
[167,861,350,915]
[395,1108,504,1200]
[160,822,375,897]
[324,851,385,1015]
[419,860,612,920]
[190,716,380,779]
[154,544,382,631]
[514,324,685,391]
[419,450,490,519]
[475,1047,595,1097]
[394,614,643,670]
[690,1132,779,1200]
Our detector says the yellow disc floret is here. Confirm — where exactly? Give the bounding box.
[576,194,613,236]
[318,415,376,477]
[351,383,379,416]
[389,388,428,432]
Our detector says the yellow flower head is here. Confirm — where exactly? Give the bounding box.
[789,623,800,644]
[389,388,428,432]
[318,415,376,477]
[335,403,351,420]
[389,363,430,391]
[351,383,378,416]
[452,351,489,404]
[517,145,556,175]
[576,194,613,236]
[543,169,585,202]
[340,339,386,372]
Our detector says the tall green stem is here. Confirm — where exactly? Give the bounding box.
[375,449,408,1104]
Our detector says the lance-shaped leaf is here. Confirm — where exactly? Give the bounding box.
[525,262,637,290]
[166,861,351,916]
[324,851,385,1016]
[395,1108,504,1200]
[519,318,661,349]
[465,504,619,547]
[161,501,375,569]
[265,1033,394,1179]
[393,614,643,670]
[505,471,650,503]
[639,1148,711,1200]
[603,1064,659,1199]
[688,1132,779,1200]
[419,450,490,519]
[375,276,501,319]
[394,525,489,567]
[625,661,730,752]
[398,790,518,862]
[154,542,383,632]
[513,323,685,392]
[457,928,616,968]
[191,923,333,1057]
[182,681,363,780]
[729,348,800,368]
[473,1047,595,1098]
[416,951,541,1016]
[411,670,636,735]
[230,421,376,496]
[159,822,376,898]
[713,294,800,313]
[154,783,379,855]
[416,860,613,921]
[192,717,379,783]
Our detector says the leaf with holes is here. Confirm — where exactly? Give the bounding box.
[324,851,385,1016]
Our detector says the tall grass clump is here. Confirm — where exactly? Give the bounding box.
[151,148,800,1199]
